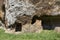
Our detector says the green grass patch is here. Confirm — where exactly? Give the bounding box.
[0,29,60,40]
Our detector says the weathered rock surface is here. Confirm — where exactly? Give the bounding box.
[5,0,60,26]
[22,20,42,33]
[0,0,60,33]
[0,0,4,9]
[54,27,60,33]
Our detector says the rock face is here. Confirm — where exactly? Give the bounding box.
[0,11,4,20]
[5,0,60,26]
[54,27,60,33]
[22,20,42,33]
[0,0,4,9]
[5,0,35,26]
[3,0,60,33]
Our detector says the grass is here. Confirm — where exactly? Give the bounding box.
[0,29,60,40]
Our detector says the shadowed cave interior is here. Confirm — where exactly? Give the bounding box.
[41,15,60,30]
[31,15,60,30]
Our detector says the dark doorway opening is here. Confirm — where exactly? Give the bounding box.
[41,15,60,30]
[8,22,22,32]
[14,22,22,32]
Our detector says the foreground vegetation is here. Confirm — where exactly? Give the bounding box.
[0,29,60,40]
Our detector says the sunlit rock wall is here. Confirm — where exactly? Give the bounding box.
[4,0,60,33]
[5,0,60,26]
[5,0,35,26]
